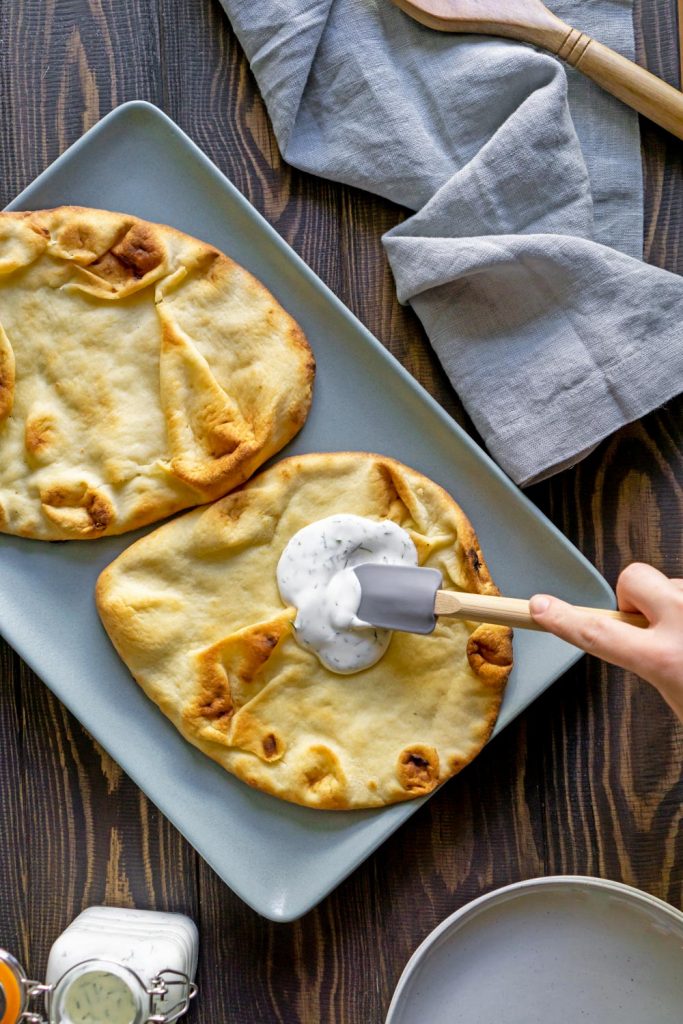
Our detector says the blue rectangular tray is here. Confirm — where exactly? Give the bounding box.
[0,102,612,921]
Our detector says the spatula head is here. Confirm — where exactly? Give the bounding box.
[353,563,443,634]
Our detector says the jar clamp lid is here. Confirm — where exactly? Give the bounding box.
[146,968,198,1023]
[0,950,48,1024]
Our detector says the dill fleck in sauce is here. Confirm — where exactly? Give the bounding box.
[277,514,417,674]
[64,970,137,1024]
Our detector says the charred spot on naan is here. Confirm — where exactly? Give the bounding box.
[227,710,287,764]
[186,614,293,743]
[467,624,513,686]
[456,513,499,596]
[24,407,60,461]
[299,745,348,807]
[192,657,234,732]
[71,222,168,297]
[397,745,440,794]
[110,222,165,279]
[261,732,282,761]
[40,479,116,537]
[45,210,166,286]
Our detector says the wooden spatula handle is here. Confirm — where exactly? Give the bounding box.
[556,31,683,141]
[433,591,648,632]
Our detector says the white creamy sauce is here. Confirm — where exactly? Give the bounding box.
[64,970,137,1024]
[277,514,417,674]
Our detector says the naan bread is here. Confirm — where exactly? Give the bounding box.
[0,208,314,539]
[96,453,513,809]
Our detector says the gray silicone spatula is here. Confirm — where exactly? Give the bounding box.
[353,563,648,634]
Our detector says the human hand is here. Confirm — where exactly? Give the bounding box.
[530,563,683,722]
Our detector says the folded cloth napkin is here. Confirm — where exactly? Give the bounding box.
[217,0,683,485]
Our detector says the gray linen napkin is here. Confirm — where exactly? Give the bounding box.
[217,0,682,485]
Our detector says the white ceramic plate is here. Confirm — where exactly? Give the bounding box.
[386,876,683,1023]
[1,102,614,921]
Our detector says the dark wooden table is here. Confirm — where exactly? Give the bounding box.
[1,2,681,1021]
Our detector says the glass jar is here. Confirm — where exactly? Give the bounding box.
[0,907,198,1024]
[47,959,195,1024]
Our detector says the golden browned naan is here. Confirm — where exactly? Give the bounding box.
[96,453,512,809]
[0,207,314,539]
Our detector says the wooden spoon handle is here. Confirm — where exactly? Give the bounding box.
[433,591,649,632]
[555,30,683,140]
[392,1,683,140]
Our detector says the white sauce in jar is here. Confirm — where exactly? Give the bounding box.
[64,970,137,1024]
[277,514,417,674]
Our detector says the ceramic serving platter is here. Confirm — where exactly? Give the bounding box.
[0,102,613,921]
[385,876,683,1023]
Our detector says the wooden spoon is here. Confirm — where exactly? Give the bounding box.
[392,0,683,140]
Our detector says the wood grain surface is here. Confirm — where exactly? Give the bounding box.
[0,2,681,1022]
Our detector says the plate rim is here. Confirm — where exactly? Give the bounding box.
[385,874,683,1022]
